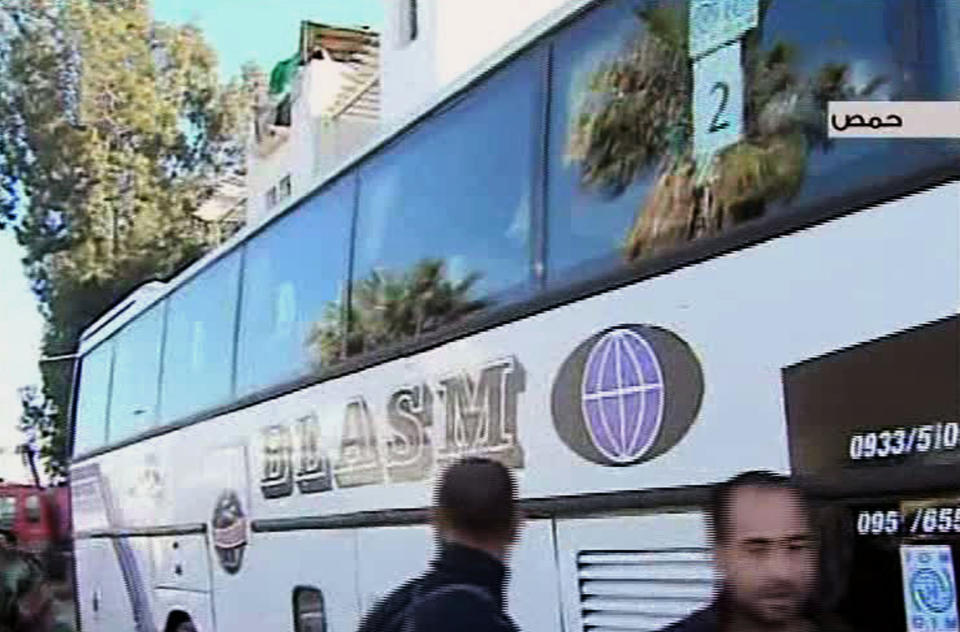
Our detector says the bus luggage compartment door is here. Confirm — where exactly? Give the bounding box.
[152,534,212,592]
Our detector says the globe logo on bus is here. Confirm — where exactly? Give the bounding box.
[912,568,955,614]
[212,490,248,575]
[581,329,665,463]
[552,324,704,467]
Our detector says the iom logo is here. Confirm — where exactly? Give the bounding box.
[553,325,704,466]
[912,567,955,614]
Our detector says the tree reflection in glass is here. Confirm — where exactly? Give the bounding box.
[308,258,488,367]
[566,0,886,260]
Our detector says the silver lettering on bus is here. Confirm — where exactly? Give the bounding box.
[436,356,525,469]
[295,413,332,494]
[261,424,294,499]
[385,384,433,482]
[333,397,386,488]
[257,356,527,500]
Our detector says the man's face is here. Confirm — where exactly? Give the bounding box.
[716,486,818,627]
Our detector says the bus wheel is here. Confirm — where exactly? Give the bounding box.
[165,611,197,632]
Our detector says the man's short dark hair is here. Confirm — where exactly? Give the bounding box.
[708,470,813,544]
[435,457,518,540]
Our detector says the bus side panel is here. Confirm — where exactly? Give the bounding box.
[153,589,214,632]
[209,529,360,632]
[356,525,434,614]
[354,521,562,632]
[72,539,99,631]
[508,519,564,632]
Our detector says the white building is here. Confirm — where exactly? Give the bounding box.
[247,23,380,225]
[379,0,572,124]
[246,3,578,224]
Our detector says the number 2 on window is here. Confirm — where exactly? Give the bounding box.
[709,81,731,133]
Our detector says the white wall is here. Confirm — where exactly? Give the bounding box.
[434,0,567,83]
[251,0,575,220]
[380,0,569,124]
[380,0,440,125]
[315,116,380,178]
[247,59,355,224]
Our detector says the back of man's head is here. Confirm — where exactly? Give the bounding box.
[435,457,518,546]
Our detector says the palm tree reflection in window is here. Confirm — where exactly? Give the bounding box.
[308,258,488,367]
[566,0,885,260]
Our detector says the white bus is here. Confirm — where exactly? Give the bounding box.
[68,0,960,631]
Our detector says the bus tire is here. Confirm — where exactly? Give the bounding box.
[165,611,197,632]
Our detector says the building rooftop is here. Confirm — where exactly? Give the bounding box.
[300,21,380,122]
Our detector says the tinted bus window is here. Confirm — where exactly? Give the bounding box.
[546,0,958,284]
[108,301,164,442]
[754,0,956,208]
[159,251,242,423]
[546,1,659,283]
[74,342,113,455]
[237,176,355,394]
[345,54,539,360]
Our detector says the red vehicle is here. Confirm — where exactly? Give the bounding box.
[0,484,71,576]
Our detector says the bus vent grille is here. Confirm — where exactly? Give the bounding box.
[576,549,716,632]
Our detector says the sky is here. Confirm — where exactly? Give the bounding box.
[0,0,384,483]
[152,0,384,82]
[0,232,42,482]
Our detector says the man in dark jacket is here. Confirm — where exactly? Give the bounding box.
[665,471,843,632]
[357,456,521,632]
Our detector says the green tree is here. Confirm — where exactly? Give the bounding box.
[567,0,884,260]
[0,0,259,480]
[309,259,488,367]
[16,387,56,483]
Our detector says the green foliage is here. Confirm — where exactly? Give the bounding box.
[566,2,690,196]
[309,259,488,367]
[0,0,259,478]
[17,386,63,483]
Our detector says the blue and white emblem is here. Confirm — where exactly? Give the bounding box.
[551,324,703,467]
[903,545,959,632]
[580,328,665,463]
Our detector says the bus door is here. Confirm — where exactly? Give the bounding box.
[784,316,960,632]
